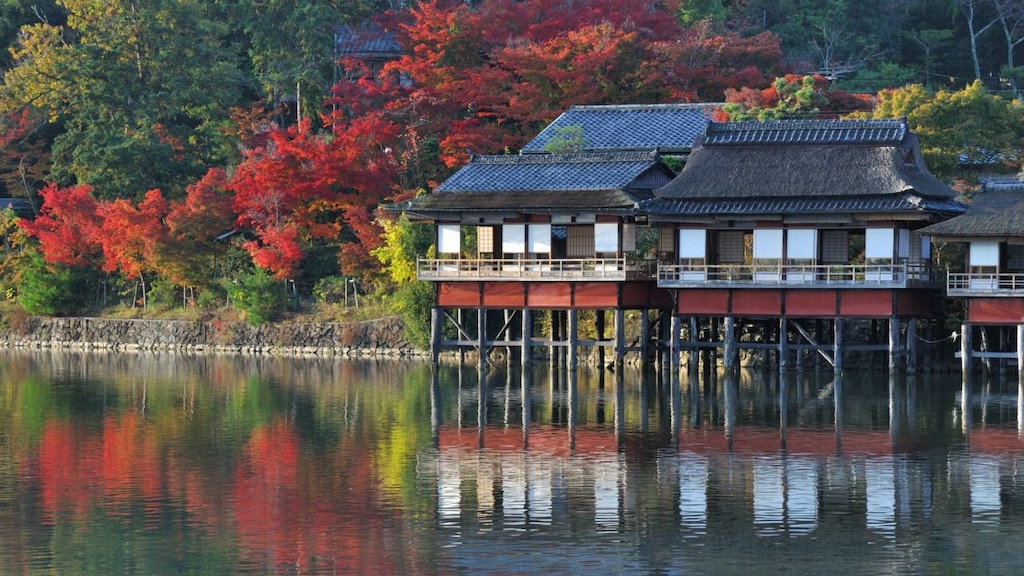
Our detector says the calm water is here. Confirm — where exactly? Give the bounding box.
[1,351,1023,575]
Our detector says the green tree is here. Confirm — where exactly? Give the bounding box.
[0,0,247,199]
[228,267,285,325]
[16,248,87,315]
[864,81,1024,179]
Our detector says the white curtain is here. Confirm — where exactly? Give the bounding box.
[754,229,783,259]
[786,229,816,260]
[678,229,706,259]
[502,224,526,254]
[865,228,894,260]
[970,241,999,267]
[594,223,618,253]
[438,224,460,255]
[528,224,551,254]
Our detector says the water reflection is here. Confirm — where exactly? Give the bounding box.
[4,350,1024,574]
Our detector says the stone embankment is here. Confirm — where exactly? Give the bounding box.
[0,316,427,359]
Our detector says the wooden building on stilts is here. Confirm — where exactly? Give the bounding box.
[919,178,1024,374]
[396,110,967,374]
[643,119,965,374]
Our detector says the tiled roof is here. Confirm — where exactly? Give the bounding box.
[641,194,966,218]
[520,104,716,154]
[702,119,908,146]
[334,23,401,57]
[919,180,1024,238]
[396,152,672,215]
[436,151,669,193]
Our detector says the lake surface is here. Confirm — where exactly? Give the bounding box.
[1,350,1024,575]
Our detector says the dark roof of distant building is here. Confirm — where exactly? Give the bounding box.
[0,197,33,218]
[334,23,401,59]
[395,152,674,216]
[919,179,1024,238]
[520,103,717,154]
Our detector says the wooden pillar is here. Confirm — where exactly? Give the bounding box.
[778,316,788,372]
[430,306,443,364]
[670,314,682,371]
[549,310,559,370]
[596,311,606,369]
[567,309,579,371]
[688,316,698,377]
[639,309,650,361]
[614,308,626,368]
[723,316,737,371]
[478,308,488,373]
[961,324,972,375]
[834,318,843,375]
[521,308,532,372]
[906,319,918,374]
[1017,324,1024,379]
[889,316,900,372]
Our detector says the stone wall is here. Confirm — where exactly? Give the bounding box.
[0,316,428,359]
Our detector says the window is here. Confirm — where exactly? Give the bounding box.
[438,224,460,256]
[716,230,744,264]
[820,230,848,264]
[477,226,494,255]
[567,226,594,257]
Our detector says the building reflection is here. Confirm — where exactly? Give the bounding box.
[428,365,1024,540]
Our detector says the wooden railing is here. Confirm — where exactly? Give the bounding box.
[417,257,645,281]
[947,272,1024,296]
[657,262,934,288]
[417,257,938,288]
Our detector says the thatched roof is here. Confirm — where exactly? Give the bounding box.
[520,104,717,154]
[919,180,1024,240]
[655,120,956,202]
[394,151,674,218]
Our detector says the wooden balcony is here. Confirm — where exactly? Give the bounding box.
[948,273,1024,296]
[417,257,655,282]
[658,262,936,289]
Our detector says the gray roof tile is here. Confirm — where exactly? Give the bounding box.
[702,119,907,146]
[520,104,716,154]
[641,195,966,217]
[436,151,670,193]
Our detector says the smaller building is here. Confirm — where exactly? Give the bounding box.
[399,151,675,286]
[334,22,403,82]
[919,178,1024,370]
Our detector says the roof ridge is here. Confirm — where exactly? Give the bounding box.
[472,151,659,164]
[568,103,721,111]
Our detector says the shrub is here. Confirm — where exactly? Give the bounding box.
[16,250,87,316]
[228,268,285,325]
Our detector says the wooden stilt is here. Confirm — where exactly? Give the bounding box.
[961,324,971,375]
[670,314,682,371]
[906,319,918,374]
[567,309,578,371]
[522,308,532,371]
[1011,323,1019,377]
[640,309,650,363]
[723,316,737,371]
[889,316,900,372]
[614,308,626,368]
[478,308,488,373]
[778,316,788,372]
[834,318,843,375]
[596,311,606,368]
[430,306,443,364]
